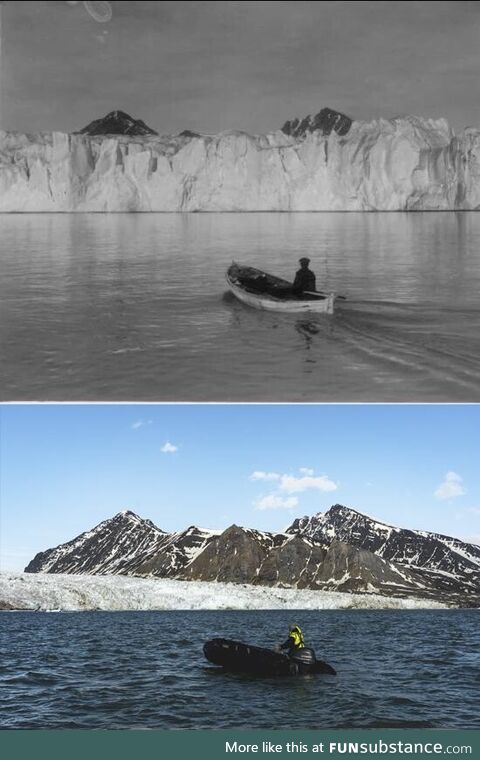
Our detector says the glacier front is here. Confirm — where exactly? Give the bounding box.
[1,116,480,212]
[0,572,446,611]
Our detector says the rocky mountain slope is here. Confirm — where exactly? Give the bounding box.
[24,506,480,606]
[24,511,167,575]
[286,504,480,599]
[281,106,352,138]
[79,110,158,137]
[1,107,480,211]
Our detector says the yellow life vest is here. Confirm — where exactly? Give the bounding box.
[289,626,305,648]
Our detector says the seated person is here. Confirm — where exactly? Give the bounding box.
[279,624,305,654]
[292,257,316,295]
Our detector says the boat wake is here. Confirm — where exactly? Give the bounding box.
[331,301,480,400]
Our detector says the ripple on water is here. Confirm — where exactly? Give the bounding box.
[1,212,480,401]
[0,609,479,729]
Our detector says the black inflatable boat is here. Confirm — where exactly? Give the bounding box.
[203,638,336,676]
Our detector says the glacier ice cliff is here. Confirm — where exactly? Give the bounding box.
[1,116,480,211]
[0,572,446,611]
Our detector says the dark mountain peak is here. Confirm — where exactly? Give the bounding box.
[25,510,167,575]
[115,509,140,519]
[111,509,163,530]
[326,503,357,516]
[287,504,386,536]
[79,111,158,137]
[106,109,131,121]
[178,129,200,139]
[282,107,352,139]
[325,503,379,523]
[329,502,351,511]
[184,523,273,585]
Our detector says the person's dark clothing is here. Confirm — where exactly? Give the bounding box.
[279,636,297,654]
[279,626,305,653]
[292,267,316,295]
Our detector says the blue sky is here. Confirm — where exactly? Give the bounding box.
[2,2,480,133]
[1,404,479,572]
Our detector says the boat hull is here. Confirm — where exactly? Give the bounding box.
[203,638,336,676]
[226,263,335,314]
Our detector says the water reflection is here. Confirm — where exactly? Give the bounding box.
[1,212,480,401]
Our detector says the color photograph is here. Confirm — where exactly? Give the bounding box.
[1,404,478,729]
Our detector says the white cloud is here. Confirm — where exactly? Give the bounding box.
[254,495,299,510]
[250,469,337,493]
[279,473,338,494]
[434,471,466,500]
[161,441,178,454]
[131,419,152,430]
[249,471,280,482]
[251,467,338,513]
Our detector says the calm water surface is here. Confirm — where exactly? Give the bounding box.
[1,609,478,729]
[1,213,480,401]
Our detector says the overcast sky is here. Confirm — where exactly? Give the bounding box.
[2,1,480,134]
[2,404,479,572]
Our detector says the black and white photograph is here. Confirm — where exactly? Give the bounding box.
[1,1,480,401]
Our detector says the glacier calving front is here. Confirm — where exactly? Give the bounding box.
[0,572,445,611]
[1,116,480,212]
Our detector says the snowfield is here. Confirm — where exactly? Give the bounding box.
[0,572,446,611]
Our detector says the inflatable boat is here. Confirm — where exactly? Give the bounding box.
[203,638,336,676]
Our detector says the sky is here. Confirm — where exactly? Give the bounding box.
[1,1,480,134]
[1,403,479,572]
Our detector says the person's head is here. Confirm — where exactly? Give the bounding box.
[289,624,301,633]
[299,257,310,270]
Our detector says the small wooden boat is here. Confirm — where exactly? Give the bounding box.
[226,263,336,314]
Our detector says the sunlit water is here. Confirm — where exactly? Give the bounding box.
[1,609,478,729]
[1,212,480,401]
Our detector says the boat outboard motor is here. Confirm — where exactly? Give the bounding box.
[289,647,317,674]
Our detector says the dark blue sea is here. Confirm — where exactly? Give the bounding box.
[1,609,479,729]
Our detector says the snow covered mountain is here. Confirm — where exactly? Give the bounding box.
[24,506,480,606]
[24,510,167,575]
[286,504,480,601]
[2,107,480,211]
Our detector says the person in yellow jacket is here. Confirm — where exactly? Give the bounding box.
[279,624,305,654]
